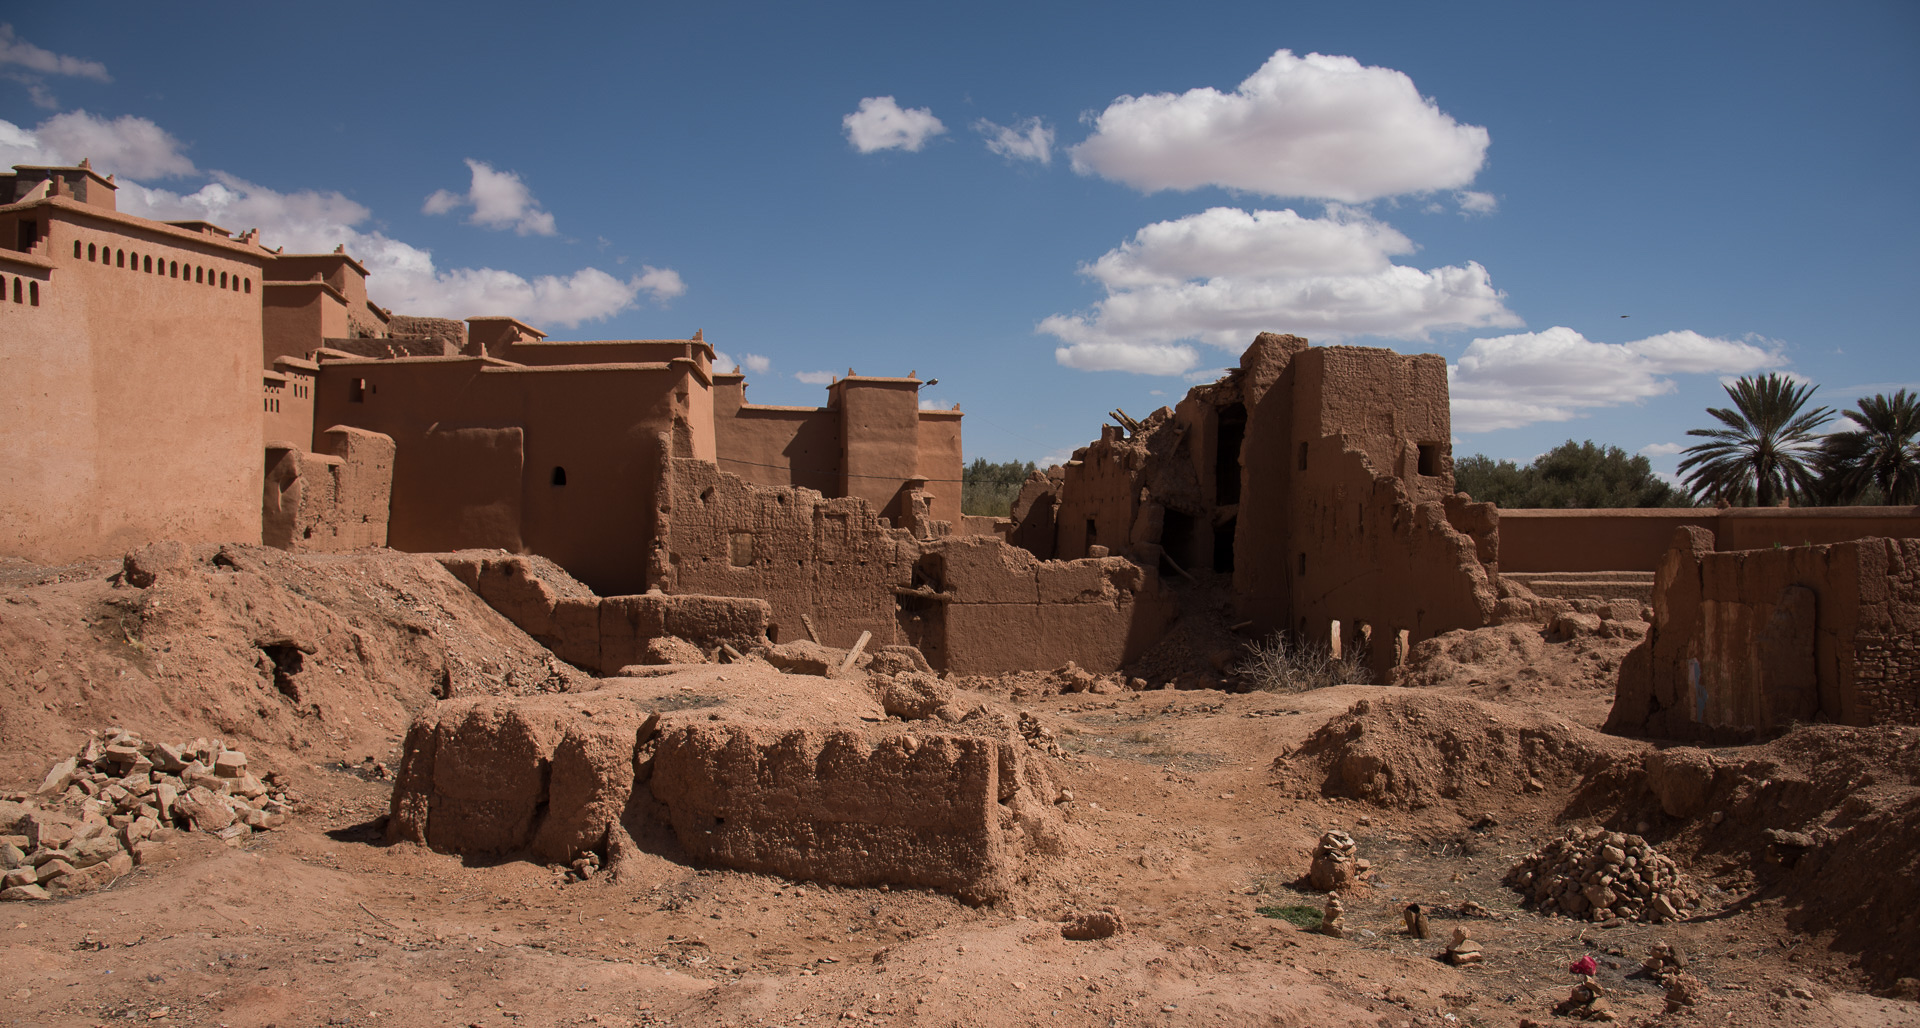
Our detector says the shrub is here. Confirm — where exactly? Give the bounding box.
[1233,633,1371,692]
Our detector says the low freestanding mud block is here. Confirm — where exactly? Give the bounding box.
[386,671,1068,902]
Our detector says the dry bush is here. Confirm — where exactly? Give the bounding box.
[1233,633,1371,692]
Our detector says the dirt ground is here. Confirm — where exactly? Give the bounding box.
[3,552,1919,1027]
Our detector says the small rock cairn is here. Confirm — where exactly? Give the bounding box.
[1308,829,1369,891]
[1504,826,1700,923]
[2,730,294,902]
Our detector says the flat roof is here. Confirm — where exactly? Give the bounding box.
[0,196,271,262]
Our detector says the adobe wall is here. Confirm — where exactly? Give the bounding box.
[663,457,915,650]
[0,197,265,561]
[1278,441,1498,677]
[917,409,964,527]
[262,426,395,551]
[834,378,926,522]
[262,357,317,446]
[1610,531,1920,739]
[1499,507,1920,573]
[1290,347,1455,505]
[313,356,700,595]
[914,537,1167,674]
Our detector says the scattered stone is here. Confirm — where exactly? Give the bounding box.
[1643,939,1687,982]
[1309,829,1361,892]
[1555,977,1616,1021]
[1402,903,1430,939]
[1504,826,1699,923]
[1443,927,1483,965]
[1060,910,1124,940]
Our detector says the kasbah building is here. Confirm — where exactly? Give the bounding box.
[3,158,1916,731]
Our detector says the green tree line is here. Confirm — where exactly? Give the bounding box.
[961,458,1038,517]
[1456,378,1918,509]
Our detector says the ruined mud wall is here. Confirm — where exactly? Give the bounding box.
[1278,441,1498,677]
[435,551,768,674]
[386,681,1070,902]
[911,537,1167,674]
[663,458,914,650]
[663,460,1163,672]
[1236,342,1495,677]
[1500,507,1920,574]
[1610,530,1920,739]
[262,426,395,551]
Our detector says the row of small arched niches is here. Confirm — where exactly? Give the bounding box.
[75,238,252,294]
[0,274,40,306]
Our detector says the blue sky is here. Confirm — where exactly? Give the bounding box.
[4,3,1916,479]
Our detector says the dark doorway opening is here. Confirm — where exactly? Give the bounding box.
[1215,403,1246,504]
[1213,517,1236,573]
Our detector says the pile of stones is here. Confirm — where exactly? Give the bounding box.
[1,730,295,901]
[1504,826,1701,923]
[1309,829,1370,891]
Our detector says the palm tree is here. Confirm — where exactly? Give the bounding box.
[1678,373,1833,507]
[1819,389,1920,505]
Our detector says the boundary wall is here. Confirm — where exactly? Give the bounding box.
[1499,507,1920,573]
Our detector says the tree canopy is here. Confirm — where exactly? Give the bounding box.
[1453,440,1690,508]
[1677,373,1832,507]
[961,458,1039,517]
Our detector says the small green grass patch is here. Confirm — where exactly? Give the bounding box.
[1256,904,1322,929]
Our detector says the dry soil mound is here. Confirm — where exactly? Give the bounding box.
[0,544,585,786]
[1572,724,1920,987]
[1273,692,1635,810]
[1393,620,1644,693]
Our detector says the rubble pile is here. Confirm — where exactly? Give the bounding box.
[1017,711,1065,758]
[1,730,293,901]
[1504,826,1701,923]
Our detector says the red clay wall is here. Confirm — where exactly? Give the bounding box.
[0,200,265,561]
[262,426,395,551]
[918,537,1165,674]
[663,458,914,651]
[1611,532,1920,738]
[313,356,696,595]
[1500,507,1920,573]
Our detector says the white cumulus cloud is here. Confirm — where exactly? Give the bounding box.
[1639,442,1685,456]
[976,117,1053,164]
[119,172,673,328]
[794,371,836,385]
[633,265,685,303]
[843,96,946,153]
[423,159,556,236]
[1449,327,1787,433]
[1069,49,1490,203]
[1040,206,1520,374]
[0,111,194,178]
